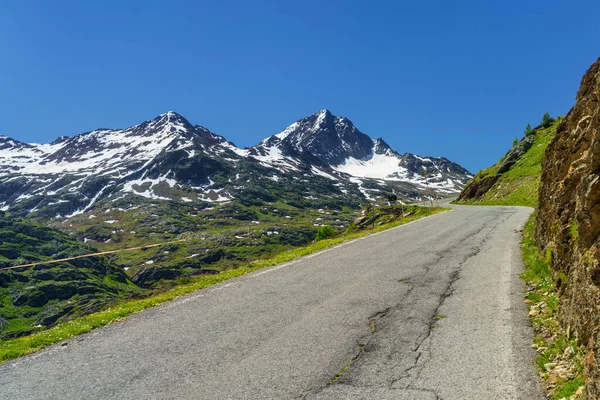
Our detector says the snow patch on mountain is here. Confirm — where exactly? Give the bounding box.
[310,167,338,181]
[335,152,404,180]
[0,110,472,217]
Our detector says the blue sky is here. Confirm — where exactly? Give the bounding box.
[1,1,598,173]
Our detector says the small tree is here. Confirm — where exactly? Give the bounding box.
[524,123,535,136]
[541,112,554,128]
[513,138,519,148]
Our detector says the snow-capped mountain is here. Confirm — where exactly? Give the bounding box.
[249,109,374,165]
[250,110,470,191]
[0,110,471,219]
[0,112,231,176]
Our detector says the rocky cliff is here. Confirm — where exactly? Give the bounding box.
[536,57,600,397]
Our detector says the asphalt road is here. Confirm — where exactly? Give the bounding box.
[0,205,544,400]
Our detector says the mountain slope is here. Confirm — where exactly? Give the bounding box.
[0,110,471,220]
[0,112,248,218]
[0,213,140,338]
[456,118,561,207]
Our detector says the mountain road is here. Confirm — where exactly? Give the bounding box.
[0,205,544,399]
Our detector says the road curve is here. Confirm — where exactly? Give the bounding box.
[0,205,543,400]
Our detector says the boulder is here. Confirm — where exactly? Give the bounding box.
[496,134,535,174]
[354,216,367,225]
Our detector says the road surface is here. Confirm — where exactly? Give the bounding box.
[0,205,543,399]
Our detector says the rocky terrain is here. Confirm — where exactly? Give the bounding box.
[0,213,140,338]
[536,57,600,398]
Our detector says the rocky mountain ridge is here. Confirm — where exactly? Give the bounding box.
[0,110,471,220]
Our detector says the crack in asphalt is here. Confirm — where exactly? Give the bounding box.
[390,213,510,396]
[308,211,511,398]
[297,281,414,399]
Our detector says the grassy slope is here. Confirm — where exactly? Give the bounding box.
[459,118,561,207]
[521,216,585,399]
[52,199,361,285]
[0,205,446,363]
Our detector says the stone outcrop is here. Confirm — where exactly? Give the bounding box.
[456,175,500,202]
[456,133,534,202]
[536,57,600,397]
[497,134,535,174]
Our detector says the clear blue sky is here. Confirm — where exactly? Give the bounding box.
[1,1,598,173]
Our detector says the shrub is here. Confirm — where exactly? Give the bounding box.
[315,225,336,241]
[345,224,358,234]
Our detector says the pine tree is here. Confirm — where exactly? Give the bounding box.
[524,123,535,136]
[541,112,554,128]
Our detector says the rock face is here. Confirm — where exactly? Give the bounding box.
[456,175,500,202]
[255,109,375,165]
[536,57,600,397]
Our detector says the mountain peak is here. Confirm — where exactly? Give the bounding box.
[257,110,373,165]
[51,136,70,145]
[156,111,190,125]
[0,135,29,151]
[309,109,335,132]
[159,110,183,118]
[138,111,195,136]
[373,137,395,156]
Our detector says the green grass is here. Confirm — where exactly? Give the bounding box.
[53,199,360,282]
[521,215,585,400]
[0,206,447,363]
[458,118,562,207]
